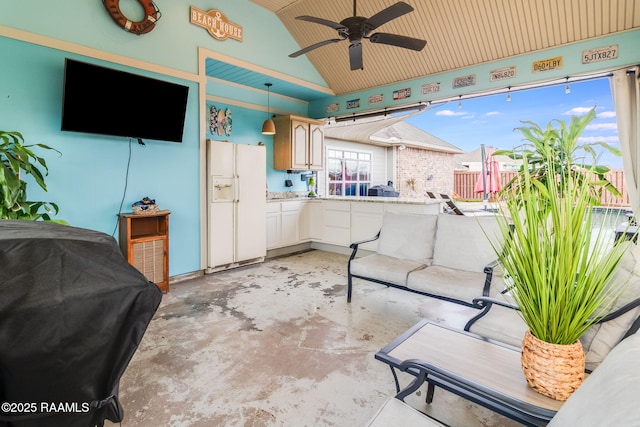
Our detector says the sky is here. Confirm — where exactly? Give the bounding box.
[404,77,622,169]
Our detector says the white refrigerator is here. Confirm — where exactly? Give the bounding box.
[207,141,266,271]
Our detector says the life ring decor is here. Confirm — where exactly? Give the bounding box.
[103,0,161,35]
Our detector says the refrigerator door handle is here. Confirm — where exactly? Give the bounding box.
[234,175,240,202]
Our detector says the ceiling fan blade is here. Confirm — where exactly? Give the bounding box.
[348,42,363,70]
[295,15,346,31]
[289,38,344,58]
[369,32,427,51]
[363,1,414,33]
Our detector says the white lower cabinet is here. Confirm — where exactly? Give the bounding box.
[321,201,351,246]
[300,200,321,241]
[266,202,282,249]
[267,200,306,249]
[281,201,301,246]
[267,199,442,251]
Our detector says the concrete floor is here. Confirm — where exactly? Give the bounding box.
[107,250,522,427]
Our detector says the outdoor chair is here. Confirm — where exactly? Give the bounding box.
[439,193,465,215]
[425,192,465,215]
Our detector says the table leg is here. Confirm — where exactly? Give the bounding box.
[390,366,400,393]
[426,380,435,404]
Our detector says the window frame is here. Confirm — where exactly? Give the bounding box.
[326,148,373,197]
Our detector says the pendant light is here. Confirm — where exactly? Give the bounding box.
[261,83,276,135]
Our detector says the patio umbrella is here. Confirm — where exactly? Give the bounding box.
[475,145,501,210]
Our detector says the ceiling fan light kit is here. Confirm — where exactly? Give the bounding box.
[289,0,426,70]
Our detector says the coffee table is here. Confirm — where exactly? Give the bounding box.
[375,320,564,427]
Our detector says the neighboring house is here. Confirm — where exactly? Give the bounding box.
[454,146,521,172]
[321,115,464,198]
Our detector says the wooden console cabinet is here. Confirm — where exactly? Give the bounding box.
[118,210,170,292]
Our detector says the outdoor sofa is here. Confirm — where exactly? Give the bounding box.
[347,211,505,307]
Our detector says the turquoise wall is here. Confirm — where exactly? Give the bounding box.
[0,1,326,84]
[0,36,202,274]
[0,0,324,277]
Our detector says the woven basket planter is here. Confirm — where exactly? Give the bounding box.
[521,329,585,401]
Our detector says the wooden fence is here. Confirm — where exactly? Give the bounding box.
[453,169,630,207]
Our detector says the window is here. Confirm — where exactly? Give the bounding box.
[327,149,371,196]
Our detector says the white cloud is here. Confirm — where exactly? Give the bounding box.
[598,111,617,118]
[586,123,618,131]
[435,109,467,116]
[484,111,501,116]
[578,135,619,144]
[563,107,595,115]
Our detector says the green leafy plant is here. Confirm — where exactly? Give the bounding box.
[493,112,630,345]
[495,107,622,205]
[0,130,61,220]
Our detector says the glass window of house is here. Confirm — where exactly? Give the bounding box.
[327,150,371,196]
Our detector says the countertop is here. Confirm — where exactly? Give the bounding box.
[267,196,442,205]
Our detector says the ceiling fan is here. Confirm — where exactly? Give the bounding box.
[289,0,427,71]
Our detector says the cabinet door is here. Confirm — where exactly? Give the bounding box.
[281,210,300,246]
[266,212,281,249]
[292,120,310,169]
[308,202,323,240]
[308,123,325,170]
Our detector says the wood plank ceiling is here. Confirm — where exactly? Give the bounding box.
[250,0,640,95]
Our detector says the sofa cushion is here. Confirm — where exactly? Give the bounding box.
[580,241,640,370]
[406,265,500,304]
[377,212,438,264]
[350,254,426,287]
[432,214,503,273]
[548,331,640,427]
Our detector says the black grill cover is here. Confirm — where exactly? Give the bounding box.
[0,220,162,427]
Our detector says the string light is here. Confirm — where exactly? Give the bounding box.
[565,77,571,94]
[506,86,511,102]
[458,96,463,109]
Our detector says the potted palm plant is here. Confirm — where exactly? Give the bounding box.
[492,108,631,400]
[1,130,61,220]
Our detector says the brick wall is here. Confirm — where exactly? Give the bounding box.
[396,147,456,197]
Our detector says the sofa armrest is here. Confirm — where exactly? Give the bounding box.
[480,259,503,300]
[349,232,381,250]
[349,231,380,260]
[464,296,520,332]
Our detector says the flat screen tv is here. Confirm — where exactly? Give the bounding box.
[61,58,189,143]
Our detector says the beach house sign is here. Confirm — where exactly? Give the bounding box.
[190,7,243,41]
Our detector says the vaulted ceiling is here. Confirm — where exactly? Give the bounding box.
[249,0,640,96]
